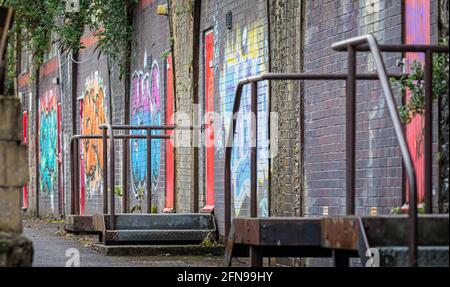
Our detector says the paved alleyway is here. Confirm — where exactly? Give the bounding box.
[23,219,231,267]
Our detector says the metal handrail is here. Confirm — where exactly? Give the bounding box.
[332,34,417,266]
[223,34,447,267]
[98,124,178,230]
[69,133,171,216]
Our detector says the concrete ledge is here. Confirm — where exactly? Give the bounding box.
[91,243,224,257]
[65,215,96,233]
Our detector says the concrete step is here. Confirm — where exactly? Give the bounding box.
[103,229,215,244]
[93,213,217,245]
[376,246,449,267]
[102,213,216,230]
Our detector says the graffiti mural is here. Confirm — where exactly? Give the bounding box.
[130,59,162,196]
[39,89,58,210]
[81,72,108,197]
[218,21,269,217]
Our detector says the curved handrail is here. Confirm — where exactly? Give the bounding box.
[332,34,417,266]
[224,34,422,267]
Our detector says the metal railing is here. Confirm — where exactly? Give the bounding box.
[224,34,449,267]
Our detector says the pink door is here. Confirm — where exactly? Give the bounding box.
[203,30,215,212]
[404,0,430,203]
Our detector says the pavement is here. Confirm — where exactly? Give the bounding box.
[23,218,246,267]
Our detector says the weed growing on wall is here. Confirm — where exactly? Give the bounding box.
[390,38,449,124]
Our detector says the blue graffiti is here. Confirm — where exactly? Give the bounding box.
[220,24,269,217]
[39,92,58,198]
[130,62,162,195]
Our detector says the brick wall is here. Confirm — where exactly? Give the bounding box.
[74,29,110,215]
[269,0,303,219]
[37,57,61,217]
[267,0,304,267]
[129,0,171,212]
[171,0,197,213]
[199,0,270,234]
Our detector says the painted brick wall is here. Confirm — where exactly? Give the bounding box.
[74,30,110,215]
[199,0,270,234]
[37,57,61,217]
[129,0,171,212]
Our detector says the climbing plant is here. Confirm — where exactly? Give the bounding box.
[390,38,449,124]
[2,0,137,77]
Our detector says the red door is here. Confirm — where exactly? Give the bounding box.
[203,30,215,212]
[164,55,175,212]
[22,111,28,210]
[404,0,430,204]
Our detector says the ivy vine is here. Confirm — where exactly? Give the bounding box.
[2,0,137,79]
[390,38,449,124]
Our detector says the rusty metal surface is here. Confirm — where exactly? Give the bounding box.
[322,217,360,250]
[322,215,449,251]
[232,217,323,246]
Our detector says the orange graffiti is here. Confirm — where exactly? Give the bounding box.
[81,73,107,195]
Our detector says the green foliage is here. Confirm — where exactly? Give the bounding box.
[3,0,136,75]
[114,186,123,197]
[390,38,449,124]
[151,204,158,214]
[130,188,145,213]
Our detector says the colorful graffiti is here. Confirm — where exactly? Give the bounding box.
[81,72,108,197]
[39,89,58,210]
[130,59,162,196]
[218,22,269,216]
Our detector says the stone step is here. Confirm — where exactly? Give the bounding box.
[376,246,449,267]
[102,213,216,230]
[103,229,215,244]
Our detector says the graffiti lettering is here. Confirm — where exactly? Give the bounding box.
[81,72,107,196]
[130,60,162,196]
[39,89,58,210]
[218,22,269,216]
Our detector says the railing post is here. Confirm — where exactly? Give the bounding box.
[346,45,356,215]
[70,139,75,215]
[147,128,152,213]
[109,126,116,229]
[102,128,108,214]
[122,136,129,213]
[74,138,80,215]
[424,48,433,214]
[250,81,258,218]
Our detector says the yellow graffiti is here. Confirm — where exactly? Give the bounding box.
[224,23,266,66]
[82,72,107,195]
